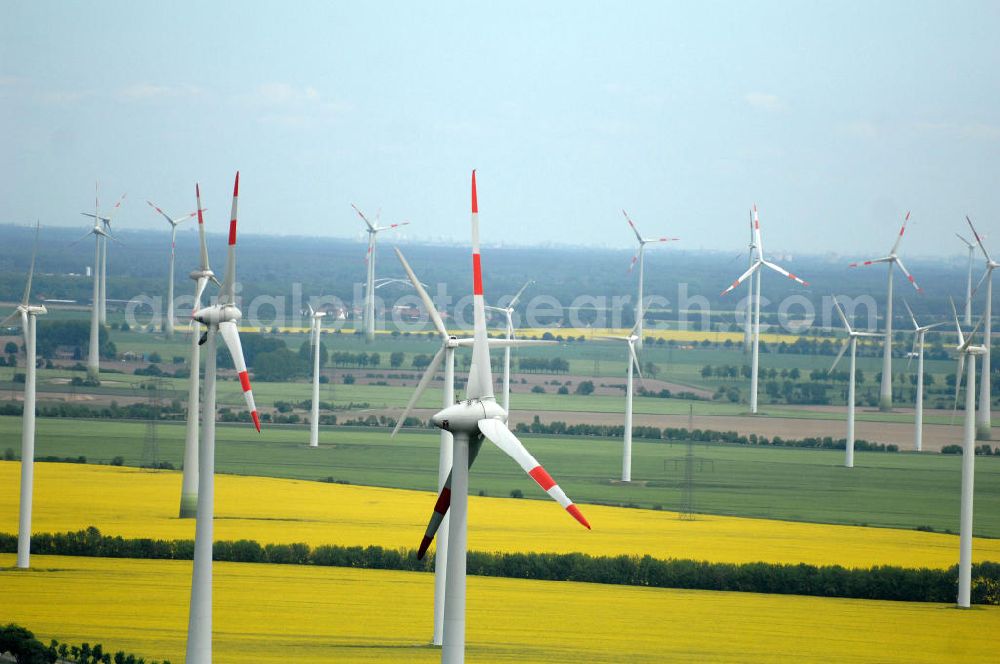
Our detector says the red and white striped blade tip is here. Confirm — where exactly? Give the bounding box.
[233,171,240,196]
[251,411,261,432]
[567,504,591,529]
[471,169,478,213]
[417,535,433,559]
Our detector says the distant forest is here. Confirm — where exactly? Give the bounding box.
[0,224,976,329]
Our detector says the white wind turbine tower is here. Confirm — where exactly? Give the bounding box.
[904,300,942,452]
[965,216,996,441]
[485,279,533,412]
[146,200,197,337]
[948,298,986,608]
[80,184,125,326]
[848,212,921,412]
[722,205,809,414]
[956,233,976,326]
[2,224,46,568]
[829,298,882,468]
[622,210,678,350]
[306,304,327,448]
[352,204,409,343]
[186,172,261,664]
[597,324,643,482]
[391,248,551,647]
[178,183,217,518]
[404,171,590,664]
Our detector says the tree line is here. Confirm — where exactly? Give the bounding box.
[2,527,997,605]
[0,623,167,664]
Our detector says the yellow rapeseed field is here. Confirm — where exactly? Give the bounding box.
[3,553,998,663]
[2,462,998,569]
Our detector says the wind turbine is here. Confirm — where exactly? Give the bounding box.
[306,304,327,448]
[904,300,942,452]
[485,279,533,412]
[965,216,996,441]
[948,298,986,609]
[178,183,216,518]
[80,184,125,326]
[722,205,809,414]
[146,200,197,337]
[622,210,678,350]
[2,224,46,568]
[79,200,117,381]
[351,204,409,343]
[956,233,976,326]
[405,171,590,664]
[597,325,643,482]
[829,298,882,468]
[186,172,261,664]
[848,212,921,412]
[391,249,551,646]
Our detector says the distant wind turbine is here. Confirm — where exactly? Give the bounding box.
[485,279,534,413]
[722,205,809,414]
[829,298,881,468]
[848,212,921,412]
[597,324,643,482]
[2,223,46,568]
[80,184,125,326]
[903,300,942,452]
[622,210,678,350]
[146,200,197,337]
[352,204,409,343]
[965,216,996,441]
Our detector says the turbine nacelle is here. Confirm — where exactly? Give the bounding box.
[192,304,242,326]
[189,268,216,282]
[431,399,506,433]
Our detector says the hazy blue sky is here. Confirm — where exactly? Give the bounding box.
[2,1,998,257]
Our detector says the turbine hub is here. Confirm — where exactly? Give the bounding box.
[431,399,506,433]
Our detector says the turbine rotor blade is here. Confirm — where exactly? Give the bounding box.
[478,418,590,529]
[762,260,809,287]
[830,340,849,373]
[889,211,909,255]
[218,320,261,432]
[22,222,39,306]
[416,438,485,560]
[622,209,644,244]
[966,216,994,264]
[832,298,851,333]
[466,169,494,401]
[971,267,992,298]
[903,300,918,330]
[391,345,445,437]
[394,247,449,339]
[721,261,761,296]
[351,203,376,231]
[949,297,965,347]
[195,183,212,273]
[893,258,921,292]
[219,172,239,304]
[509,279,534,309]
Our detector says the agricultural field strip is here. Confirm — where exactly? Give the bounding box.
[4,554,998,664]
[3,463,999,570]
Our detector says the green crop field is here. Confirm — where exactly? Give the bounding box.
[2,415,998,537]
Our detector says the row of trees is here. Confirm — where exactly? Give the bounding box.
[0,623,166,664]
[3,528,996,605]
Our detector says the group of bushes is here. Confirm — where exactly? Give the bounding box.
[2,528,997,605]
[0,623,166,664]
